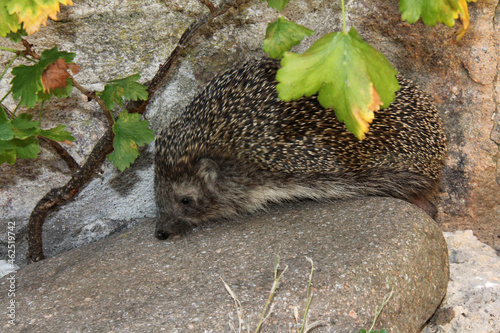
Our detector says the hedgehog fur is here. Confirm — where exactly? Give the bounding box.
[154,59,447,239]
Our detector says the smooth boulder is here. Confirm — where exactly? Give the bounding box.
[1,197,449,332]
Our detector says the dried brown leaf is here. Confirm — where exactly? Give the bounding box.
[41,58,80,93]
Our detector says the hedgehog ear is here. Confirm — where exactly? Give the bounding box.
[196,158,220,190]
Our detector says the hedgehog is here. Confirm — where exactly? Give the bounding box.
[154,59,447,240]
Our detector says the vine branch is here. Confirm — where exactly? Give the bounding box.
[134,0,244,114]
[26,0,250,262]
[27,129,114,262]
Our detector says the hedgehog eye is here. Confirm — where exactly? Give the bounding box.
[180,197,192,206]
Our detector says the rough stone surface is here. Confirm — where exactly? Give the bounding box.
[1,0,498,266]
[0,198,449,333]
[423,230,500,333]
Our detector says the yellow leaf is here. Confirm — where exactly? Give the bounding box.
[367,84,383,112]
[456,0,476,41]
[7,0,73,35]
[351,85,381,140]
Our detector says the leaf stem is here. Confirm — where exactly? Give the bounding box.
[0,54,19,82]
[69,75,115,128]
[0,46,21,53]
[0,88,12,105]
[21,55,37,63]
[341,0,347,33]
[39,100,44,122]
[12,101,21,117]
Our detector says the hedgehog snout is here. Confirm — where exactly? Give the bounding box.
[155,229,170,240]
[155,216,193,240]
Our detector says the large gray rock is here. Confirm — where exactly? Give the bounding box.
[0,198,449,332]
[1,0,499,269]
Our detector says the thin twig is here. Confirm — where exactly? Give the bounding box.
[134,0,245,114]
[22,39,41,60]
[69,75,114,127]
[200,0,217,13]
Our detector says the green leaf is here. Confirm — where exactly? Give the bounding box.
[0,109,73,164]
[0,136,40,164]
[11,136,39,159]
[97,74,149,111]
[262,17,314,59]
[10,64,44,108]
[40,124,75,142]
[399,0,475,40]
[10,47,77,107]
[0,121,15,141]
[360,330,367,333]
[38,46,76,69]
[0,106,15,140]
[6,27,27,43]
[0,106,9,123]
[262,0,290,11]
[0,148,17,165]
[11,113,40,139]
[276,27,399,140]
[0,5,21,37]
[399,0,461,27]
[107,111,154,171]
[5,0,73,35]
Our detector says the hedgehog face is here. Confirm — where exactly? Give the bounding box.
[154,158,224,240]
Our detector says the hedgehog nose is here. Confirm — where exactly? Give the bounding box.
[156,230,170,240]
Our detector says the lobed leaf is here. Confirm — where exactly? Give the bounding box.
[0,136,40,164]
[5,27,27,42]
[40,124,75,142]
[263,0,290,12]
[10,64,44,108]
[399,0,476,39]
[41,58,79,93]
[276,27,399,140]
[0,109,74,165]
[10,47,78,107]
[38,46,77,69]
[10,136,40,159]
[0,4,21,37]
[98,74,148,111]
[0,106,15,141]
[5,0,73,35]
[11,113,40,139]
[107,111,154,171]
[262,16,314,59]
